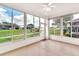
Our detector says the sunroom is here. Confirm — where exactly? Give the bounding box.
[0,3,79,55]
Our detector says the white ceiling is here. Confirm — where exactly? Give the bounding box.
[1,3,79,19]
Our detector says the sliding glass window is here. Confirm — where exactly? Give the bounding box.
[0,6,12,43]
[26,14,40,38]
[26,14,34,38]
[0,5,45,43]
[72,13,79,38]
[49,13,79,39]
[49,19,54,35]
[34,16,40,36]
[49,18,61,36]
[63,15,72,37]
[13,10,24,41]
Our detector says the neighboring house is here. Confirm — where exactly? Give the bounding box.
[0,22,20,30]
[67,18,79,38]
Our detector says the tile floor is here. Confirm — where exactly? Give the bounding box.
[2,40,79,56]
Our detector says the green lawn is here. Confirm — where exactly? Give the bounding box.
[0,29,24,43]
[0,29,40,43]
[27,32,40,38]
[49,27,71,37]
[26,29,40,37]
[49,27,61,35]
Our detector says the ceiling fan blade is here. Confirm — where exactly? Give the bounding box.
[50,5,55,8]
[48,3,53,6]
[41,3,55,8]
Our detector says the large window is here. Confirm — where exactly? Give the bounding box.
[0,6,12,43]
[49,14,79,39]
[49,15,73,37]
[13,10,24,41]
[0,5,25,43]
[49,19,54,35]
[26,14,34,38]
[72,13,79,38]
[26,14,40,38]
[49,18,61,36]
[34,16,40,36]
[0,5,45,43]
[63,15,72,37]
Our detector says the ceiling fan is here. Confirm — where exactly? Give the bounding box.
[41,3,55,8]
[41,3,55,12]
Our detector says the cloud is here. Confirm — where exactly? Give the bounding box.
[13,15,24,27]
[14,15,24,19]
[0,8,7,12]
[73,13,79,20]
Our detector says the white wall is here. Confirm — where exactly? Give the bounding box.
[45,19,49,39]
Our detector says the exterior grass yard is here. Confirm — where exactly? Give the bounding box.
[49,27,71,36]
[49,27,61,35]
[0,29,40,43]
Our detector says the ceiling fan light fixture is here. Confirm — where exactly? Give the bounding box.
[45,7,51,12]
[41,3,55,12]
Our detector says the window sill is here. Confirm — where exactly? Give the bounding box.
[0,36,44,54]
[50,35,79,45]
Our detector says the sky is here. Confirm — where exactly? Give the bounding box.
[0,7,41,28]
[0,5,79,28]
[73,13,79,20]
[0,7,24,27]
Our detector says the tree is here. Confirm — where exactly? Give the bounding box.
[53,18,61,28]
[63,15,73,36]
[27,24,34,29]
[27,24,34,32]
